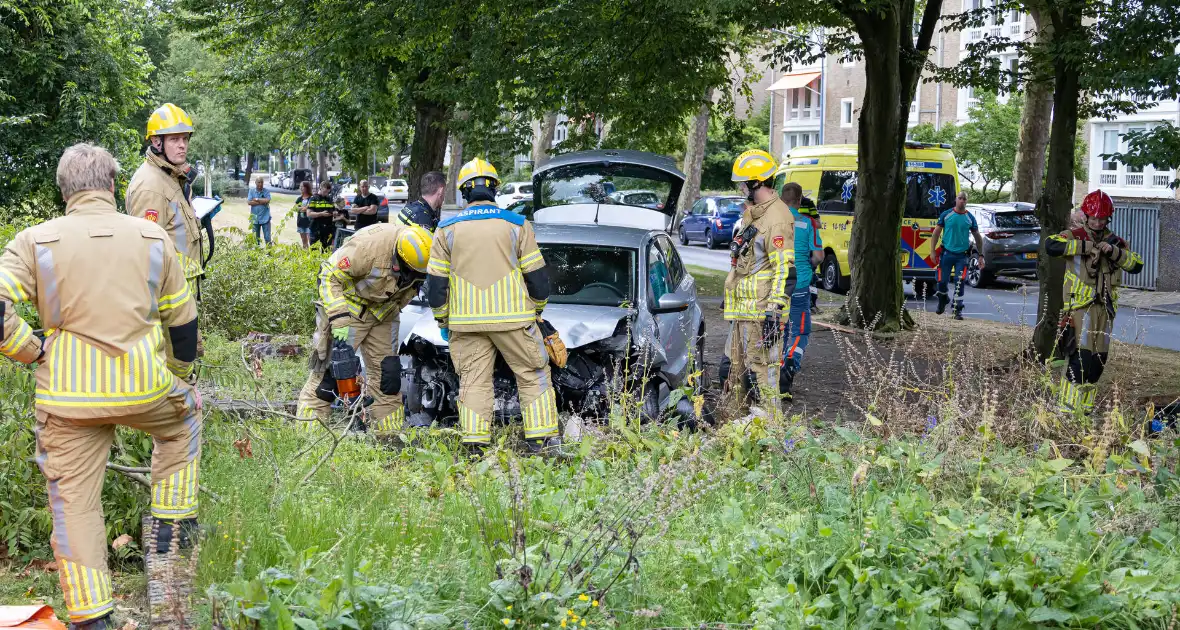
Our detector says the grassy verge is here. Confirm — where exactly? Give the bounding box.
[216,191,302,246]
[687,264,725,298]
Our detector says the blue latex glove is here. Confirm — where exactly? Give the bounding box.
[440,327,450,342]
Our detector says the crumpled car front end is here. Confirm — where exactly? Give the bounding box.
[397,303,666,426]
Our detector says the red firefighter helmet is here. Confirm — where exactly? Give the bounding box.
[1081,189,1114,219]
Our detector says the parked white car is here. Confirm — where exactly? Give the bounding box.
[495,182,533,208]
[383,179,409,202]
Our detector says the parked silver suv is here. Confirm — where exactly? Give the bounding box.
[964,202,1041,287]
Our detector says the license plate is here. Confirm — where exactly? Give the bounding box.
[1025,252,1038,259]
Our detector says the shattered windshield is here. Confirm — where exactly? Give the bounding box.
[539,244,637,307]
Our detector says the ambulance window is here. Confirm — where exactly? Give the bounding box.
[904,172,956,219]
[817,170,857,215]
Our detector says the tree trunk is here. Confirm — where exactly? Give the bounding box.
[315,148,328,185]
[446,133,463,209]
[846,16,909,331]
[1011,7,1053,203]
[1031,45,1081,361]
[391,139,404,177]
[532,113,559,170]
[407,98,451,199]
[244,151,256,186]
[675,89,713,233]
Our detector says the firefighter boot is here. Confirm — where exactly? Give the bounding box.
[525,436,563,455]
[778,367,796,403]
[936,292,950,315]
[155,517,200,554]
[69,614,113,630]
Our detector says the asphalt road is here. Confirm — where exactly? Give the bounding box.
[674,242,1180,352]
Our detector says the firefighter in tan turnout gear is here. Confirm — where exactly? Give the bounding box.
[425,158,559,453]
[295,223,433,433]
[1046,189,1144,415]
[127,103,205,295]
[721,149,794,411]
[0,144,201,630]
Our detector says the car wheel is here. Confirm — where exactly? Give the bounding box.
[678,225,689,245]
[965,253,994,288]
[705,229,716,249]
[821,254,850,295]
[640,381,661,423]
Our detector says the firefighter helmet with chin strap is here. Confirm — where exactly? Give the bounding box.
[145,103,194,139]
[1081,189,1114,219]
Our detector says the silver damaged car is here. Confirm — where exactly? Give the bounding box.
[397,150,706,426]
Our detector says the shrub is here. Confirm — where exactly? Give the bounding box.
[0,362,151,563]
[198,238,323,340]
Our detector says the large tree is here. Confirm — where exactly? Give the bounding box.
[766,0,945,332]
[943,0,1180,360]
[0,0,156,218]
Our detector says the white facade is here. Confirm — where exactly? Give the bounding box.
[1087,99,1180,199]
[957,0,1025,123]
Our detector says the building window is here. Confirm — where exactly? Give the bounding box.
[1125,126,1145,174]
[791,90,800,120]
[784,132,821,151]
[1101,130,1120,171]
[841,98,854,127]
[803,89,812,119]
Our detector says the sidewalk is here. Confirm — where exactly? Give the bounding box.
[1119,289,1180,315]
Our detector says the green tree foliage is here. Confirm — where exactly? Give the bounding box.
[701,105,771,192]
[178,0,755,197]
[0,0,157,220]
[941,0,1180,359]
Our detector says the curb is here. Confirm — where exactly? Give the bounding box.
[1127,303,1180,316]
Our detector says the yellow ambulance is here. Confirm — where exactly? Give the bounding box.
[773,142,962,294]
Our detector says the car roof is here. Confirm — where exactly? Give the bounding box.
[534,222,659,249]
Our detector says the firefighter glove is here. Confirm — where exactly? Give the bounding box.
[332,326,350,342]
[762,309,784,347]
[537,319,568,369]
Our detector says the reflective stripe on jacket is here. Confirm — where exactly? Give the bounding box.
[427,204,547,332]
[0,190,197,418]
[723,197,793,321]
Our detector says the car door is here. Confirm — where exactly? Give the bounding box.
[682,199,702,238]
[649,236,693,381]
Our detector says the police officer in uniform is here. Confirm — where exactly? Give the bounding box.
[425,158,558,453]
[1,144,201,630]
[1046,190,1144,415]
[397,170,447,230]
[127,103,204,295]
[721,150,794,411]
[295,223,433,433]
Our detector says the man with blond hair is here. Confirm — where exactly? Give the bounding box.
[0,144,202,630]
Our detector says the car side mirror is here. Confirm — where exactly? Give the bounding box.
[652,292,690,314]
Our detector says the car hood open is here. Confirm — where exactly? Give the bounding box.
[531,150,684,230]
[398,302,632,351]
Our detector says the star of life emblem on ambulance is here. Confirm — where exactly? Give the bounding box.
[928,186,947,207]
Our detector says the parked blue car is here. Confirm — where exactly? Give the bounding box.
[677,195,744,249]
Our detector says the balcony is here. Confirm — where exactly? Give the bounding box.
[1154,174,1173,187]
[1100,173,1118,185]
[1126,173,1145,186]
